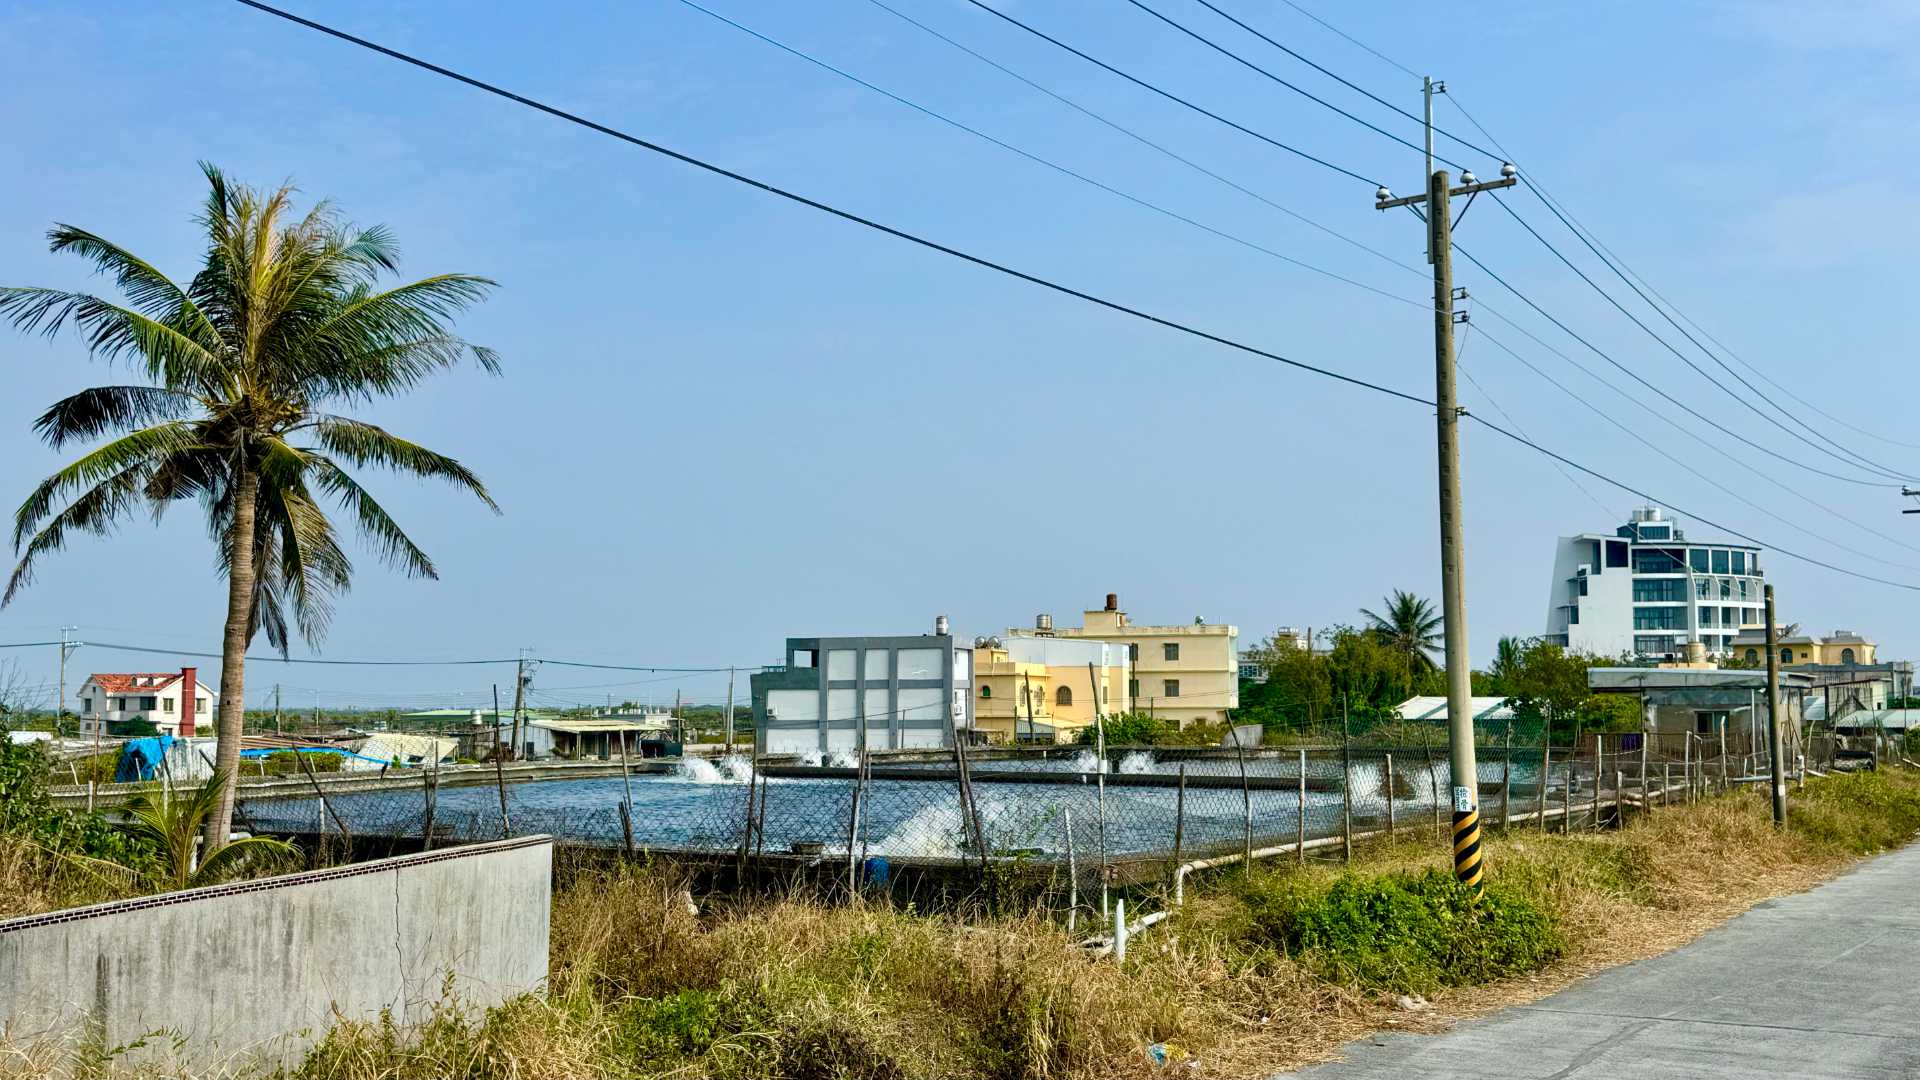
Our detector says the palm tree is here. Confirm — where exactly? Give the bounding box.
[120,769,298,891]
[1360,590,1443,671]
[0,165,499,851]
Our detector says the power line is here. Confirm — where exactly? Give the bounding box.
[1118,0,1458,167]
[1469,414,1920,593]
[1487,196,1917,486]
[1452,315,1615,519]
[0,638,745,672]
[955,0,1382,186]
[1452,236,1901,489]
[676,0,1423,306]
[229,0,1920,595]
[1471,321,1920,573]
[1271,0,1420,81]
[859,0,1422,280]
[1446,91,1920,457]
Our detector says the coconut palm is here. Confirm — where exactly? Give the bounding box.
[120,769,298,891]
[1360,590,1443,671]
[0,165,499,851]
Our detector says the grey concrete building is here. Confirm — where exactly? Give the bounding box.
[751,618,973,754]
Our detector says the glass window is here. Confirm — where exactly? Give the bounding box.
[980,685,991,699]
[196,697,207,714]
[1746,648,1759,663]
[1569,608,1579,624]
[1732,551,1746,575]
[1842,648,1857,665]
[1163,642,1180,662]
[1780,648,1793,664]
[1699,607,1716,627]
[1639,524,1671,539]
[1723,607,1737,627]
[1163,679,1181,698]
[1690,548,1709,573]
[1056,686,1073,706]
[1720,579,1733,599]
[1634,607,1683,630]
[1712,550,1730,574]
[1634,550,1683,573]
[1577,576,1588,596]
[162,697,175,713]
[1633,579,1686,601]
[1606,541,1629,568]
[1128,678,1139,699]
[1634,635,1671,655]
[1695,578,1710,599]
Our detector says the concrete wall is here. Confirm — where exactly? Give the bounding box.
[0,836,551,1069]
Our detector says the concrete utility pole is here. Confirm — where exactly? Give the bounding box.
[509,650,529,761]
[724,666,736,749]
[57,625,79,736]
[1376,76,1516,897]
[1763,585,1787,826]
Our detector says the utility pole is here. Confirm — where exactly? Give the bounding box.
[1763,585,1787,826]
[724,666,736,749]
[1376,76,1516,897]
[274,684,282,738]
[57,626,79,739]
[509,650,529,761]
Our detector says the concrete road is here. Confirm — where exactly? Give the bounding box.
[1278,844,1920,1078]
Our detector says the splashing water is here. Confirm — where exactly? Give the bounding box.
[1070,749,1104,774]
[1117,751,1157,774]
[797,749,861,768]
[675,755,756,784]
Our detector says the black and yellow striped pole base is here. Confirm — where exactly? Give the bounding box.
[1452,805,1484,897]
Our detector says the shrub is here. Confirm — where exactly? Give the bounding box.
[1237,868,1563,995]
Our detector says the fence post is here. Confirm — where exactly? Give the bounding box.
[845,752,862,895]
[1341,717,1354,865]
[421,759,436,852]
[1500,719,1512,831]
[1682,736,1692,806]
[1639,741,1650,817]
[1296,749,1307,867]
[1537,726,1551,833]
[1719,722,1729,794]
[1563,761,1574,834]
[1064,806,1078,934]
[492,737,511,840]
[1591,736,1603,831]
[1172,764,1187,873]
[1418,719,1441,833]
[1230,729,1253,878]
[1384,752,1395,841]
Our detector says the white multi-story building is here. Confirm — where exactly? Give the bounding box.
[1545,508,1766,659]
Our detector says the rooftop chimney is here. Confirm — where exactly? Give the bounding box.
[1104,592,1118,612]
[179,667,197,737]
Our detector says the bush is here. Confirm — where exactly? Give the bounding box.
[1237,868,1563,995]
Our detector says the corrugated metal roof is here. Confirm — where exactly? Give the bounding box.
[1395,696,1515,721]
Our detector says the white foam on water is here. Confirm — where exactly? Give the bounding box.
[796,749,861,768]
[675,755,756,784]
[1070,749,1105,773]
[1347,760,1384,803]
[1117,751,1157,774]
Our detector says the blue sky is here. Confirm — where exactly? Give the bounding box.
[2,0,1918,711]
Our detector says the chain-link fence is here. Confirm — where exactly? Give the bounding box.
[226,732,1768,905]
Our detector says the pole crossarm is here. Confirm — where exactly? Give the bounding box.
[1376,175,1517,210]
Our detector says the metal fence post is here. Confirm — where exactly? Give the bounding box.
[1296,749,1307,866]
[1639,740,1650,818]
[1064,806,1078,934]
[1537,727,1551,833]
[1384,752,1395,841]
[1172,764,1187,873]
[1500,719,1512,831]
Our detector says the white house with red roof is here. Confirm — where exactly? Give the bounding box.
[75,668,217,737]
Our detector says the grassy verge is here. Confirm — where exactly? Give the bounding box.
[15,770,1920,1079]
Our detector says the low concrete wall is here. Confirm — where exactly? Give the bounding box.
[0,836,551,1068]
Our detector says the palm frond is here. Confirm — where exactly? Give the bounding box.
[44,224,222,340]
[0,287,228,392]
[12,423,195,547]
[5,461,153,605]
[306,416,497,511]
[33,385,200,448]
[308,454,436,579]
[192,834,296,886]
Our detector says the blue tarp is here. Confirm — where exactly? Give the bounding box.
[115,736,175,782]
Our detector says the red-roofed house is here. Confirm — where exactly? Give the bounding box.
[76,668,217,737]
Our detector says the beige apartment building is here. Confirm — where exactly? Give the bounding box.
[972,637,1130,744]
[1007,594,1238,728]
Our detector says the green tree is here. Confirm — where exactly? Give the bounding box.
[0,165,500,852]
[116,769,296,890]
[1360,590,1442,673]
[1325,625,1419,718]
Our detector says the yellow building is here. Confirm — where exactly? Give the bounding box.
[1728,627,1877,668]
[1007,593,1238,728]
[971,637,1129,744]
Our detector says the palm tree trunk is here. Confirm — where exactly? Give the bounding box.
[203,464,260,853]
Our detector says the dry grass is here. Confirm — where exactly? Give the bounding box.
[0,833,135,921]
[10,770,1920,1079]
